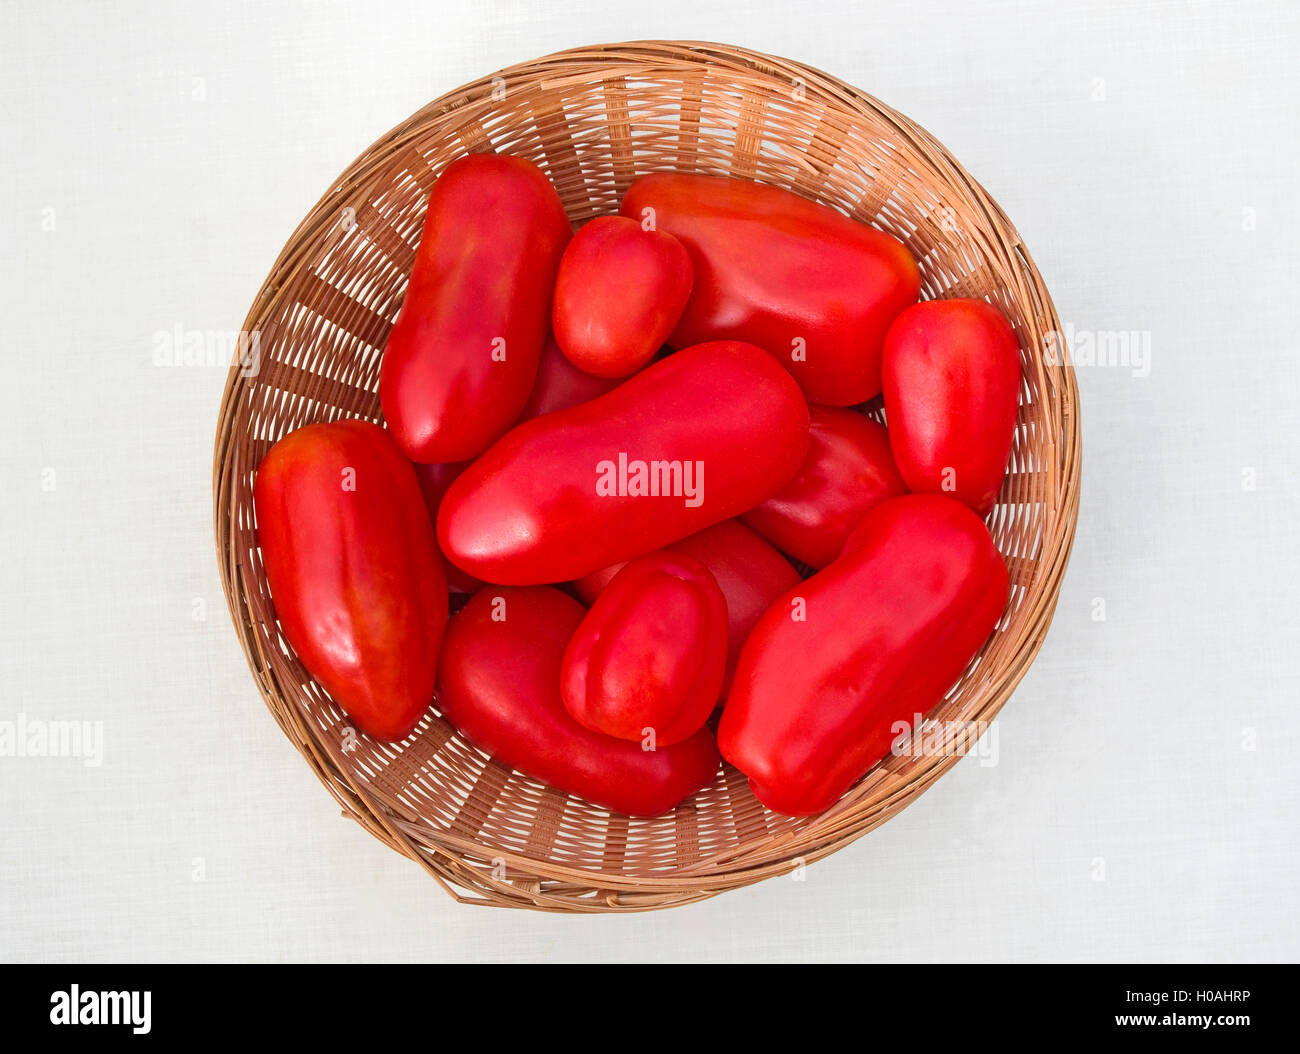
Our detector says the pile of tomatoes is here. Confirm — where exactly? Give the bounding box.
[254,154,1020,818]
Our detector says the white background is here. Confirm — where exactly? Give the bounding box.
[1,0,1296,963]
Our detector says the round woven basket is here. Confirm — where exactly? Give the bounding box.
[214,41,1080,912]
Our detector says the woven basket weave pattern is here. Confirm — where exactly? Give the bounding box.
[214,41,1080,912]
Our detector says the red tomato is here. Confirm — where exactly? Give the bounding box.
[741,406,909,569]
[571,519,799,695]
[718,495,1008,816]
[552,216,693,379]
[412,461,482,594]
[438,340,810,584]
[620,173,919,405]
[380,154,572,463]
[437,586,720,816]
[562,552,727,746]
[253,420,448,741]
[882,298,1022,515]
[516,334,622,421]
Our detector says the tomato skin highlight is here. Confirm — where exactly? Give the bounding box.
[882,298,1022,516]
[437,340,810,585]
[742,406,909,569]
[517,334,622,422]
[571,519,799,695]
[561,553,727,746]
[253,419,448,742]
[620,172,920,405]
[718,495,1008,816]
[553,216,694,379]
[437,586,721,816]
[379,153,572,464]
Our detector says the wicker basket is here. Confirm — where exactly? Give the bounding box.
[213,41,1080,913]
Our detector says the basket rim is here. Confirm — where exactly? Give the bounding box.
[213,39,1082,913]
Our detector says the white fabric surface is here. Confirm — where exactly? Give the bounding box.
[1,0,1296,963]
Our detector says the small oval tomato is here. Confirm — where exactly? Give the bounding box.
[882,298,1021,515]
[254,419,448,741]
[562,552,727,746]
[437,586,720,816]
[620,172,920,405]
[571,519,799,695]
[438,340,810,585]
[516,334,622,422]
[553,215,693,379]
[742,406,909,569]
[380,153,572,463]
[718,495,1008,816]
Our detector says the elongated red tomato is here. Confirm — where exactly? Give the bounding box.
[718,495,1008,816]
[742,406,909,569]
[571,520,799,694]
[562,553,727,746]
[413,460,481,594]
[553,216,693,378]
[882,298,1022,515]
[253,420,448,741]
[438,340,810,584]
[620,173,920,405]
[437,587,720,816]
[516,334,622,422]
[380,153,572,463]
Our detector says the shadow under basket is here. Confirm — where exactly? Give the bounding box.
[213,41,1081,913]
